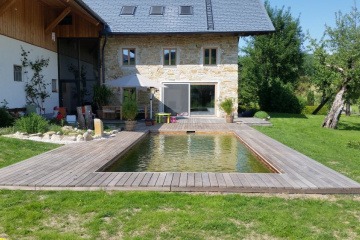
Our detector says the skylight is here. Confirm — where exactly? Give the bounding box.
[120,6,136,15]
[180,6,193,15]
[150,6,165,15]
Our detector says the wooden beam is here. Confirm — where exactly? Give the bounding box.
[0,0,17,17]
[45,6,71,34]
[60,0,100,26]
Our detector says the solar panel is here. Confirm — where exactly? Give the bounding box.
[180,6,193,15]
[150,6,164,15]
[120,6,136,15]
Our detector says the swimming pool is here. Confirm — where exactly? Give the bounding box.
[102,133,272,173]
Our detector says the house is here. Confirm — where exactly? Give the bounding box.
[0,0,274,117]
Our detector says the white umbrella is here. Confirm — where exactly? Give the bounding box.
[106,74,165,119]
[106,74,164,89]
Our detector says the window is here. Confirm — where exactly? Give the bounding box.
[120,6,136,15]
[52,79,58,92]
[163,49,177,66]
[13,65,22,82]
[180,6,193,15]
[150,6,164,15]
[204,48,217,65]
[122,48,136,66]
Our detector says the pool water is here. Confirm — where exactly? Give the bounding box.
[103,134,272,173]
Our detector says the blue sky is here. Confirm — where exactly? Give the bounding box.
[267,0,356,41]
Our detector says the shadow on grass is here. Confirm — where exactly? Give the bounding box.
[337,121,360,131]
[268,113,308,119]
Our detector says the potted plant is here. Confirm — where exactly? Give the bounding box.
[122,92,138,131]
[93,84,113,118]
[220,98,235,123]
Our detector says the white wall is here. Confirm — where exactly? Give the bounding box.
[0,35,58,114]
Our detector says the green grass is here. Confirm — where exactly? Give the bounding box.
[0,118,360,239]
[0,190,359,239]
[255,114,360,182]
[0,136,59,169]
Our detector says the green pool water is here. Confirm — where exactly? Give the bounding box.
[104,134,271,173]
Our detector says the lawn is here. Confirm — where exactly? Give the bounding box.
[255,114,360,182]
[0,116,360,239]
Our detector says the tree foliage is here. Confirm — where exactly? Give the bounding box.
[309,6,360,128]
[239,1,304,113]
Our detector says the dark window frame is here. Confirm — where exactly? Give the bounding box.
[163,48,177,66]
[120,6,137,15]
[122,48,136,66]
[13,65,22,82]
[180,6,193,15]
[203,48,218,65]
[150,6,165,15]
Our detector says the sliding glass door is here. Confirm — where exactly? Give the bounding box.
[163,83,215,116]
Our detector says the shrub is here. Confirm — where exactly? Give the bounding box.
[258,79,303,114]
[220,98,234,116]
[0,126,15,135]
[122,92,138,121]
[254,111,270,119]
[0,108,14,127]
[302,105,329,115]
[15,113,49,134]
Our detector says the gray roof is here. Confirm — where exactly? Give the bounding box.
[79,0,274,35]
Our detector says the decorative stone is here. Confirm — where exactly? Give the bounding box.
[76,134,84,142]
[42,133,51,140]
[45,131,56,135]
[83,131,93,141]
[61,126,73,131]
[51,134,62,141]
[56,131,61,135]
[111,130,118,134]
[94,118,104,137]
[110,134,116,138]
[29,133,41,137]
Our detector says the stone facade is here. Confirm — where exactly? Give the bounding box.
[103,34,238,117]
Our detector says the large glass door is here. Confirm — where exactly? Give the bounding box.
[190,85,215,115]
[163,83,216,116]
[163,84,189,116]
[58,38,99,114]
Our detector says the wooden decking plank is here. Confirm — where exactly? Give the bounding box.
[171,173,181,187]
[147,173,160,187]
[215,173,227,187]
[208,173,218,187]
[124,173,140,186]
[155,173,167,187]
[131,173,147,187]
[114,172,132,186]
[201,173,211,187]
[223,173,236,188]
[163,173,174,187]
[179,173,187,187]
[83,173,105,187]
[99,172,119,187]
[139,172,153,187]
[187,173,195,187]
[194,173,203,187]
[236,174,252,187]
[228,173,242,187]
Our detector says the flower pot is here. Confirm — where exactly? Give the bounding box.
[125,120,137,131]
[225,115,234,123]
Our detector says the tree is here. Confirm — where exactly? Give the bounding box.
[21,47,50,115]
[310,6,360,128]
[239,1,304,113]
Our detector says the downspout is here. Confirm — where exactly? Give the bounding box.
[101,25,109,84]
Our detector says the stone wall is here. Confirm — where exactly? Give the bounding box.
[103,34,238,117]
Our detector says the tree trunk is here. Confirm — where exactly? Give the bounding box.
[322,85,346,129]
[345,101,351,116]
[312,96,331,115]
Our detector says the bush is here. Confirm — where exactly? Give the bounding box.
[258,79,304,114]
[0,126,15,135]
[302,105,329,115]
[254,111,270,119]
[15,113,49,134]
[0,108,14,127]
[220,98,234,115]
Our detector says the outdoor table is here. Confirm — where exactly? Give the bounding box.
[155,112,171,123]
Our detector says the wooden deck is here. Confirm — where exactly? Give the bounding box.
[0,122,359,194]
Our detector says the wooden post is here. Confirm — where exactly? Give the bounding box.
[77,107,85,129]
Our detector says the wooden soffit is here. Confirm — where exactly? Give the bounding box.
[0,0,17,17]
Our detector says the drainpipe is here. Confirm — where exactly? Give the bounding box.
[101,25,110,84]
